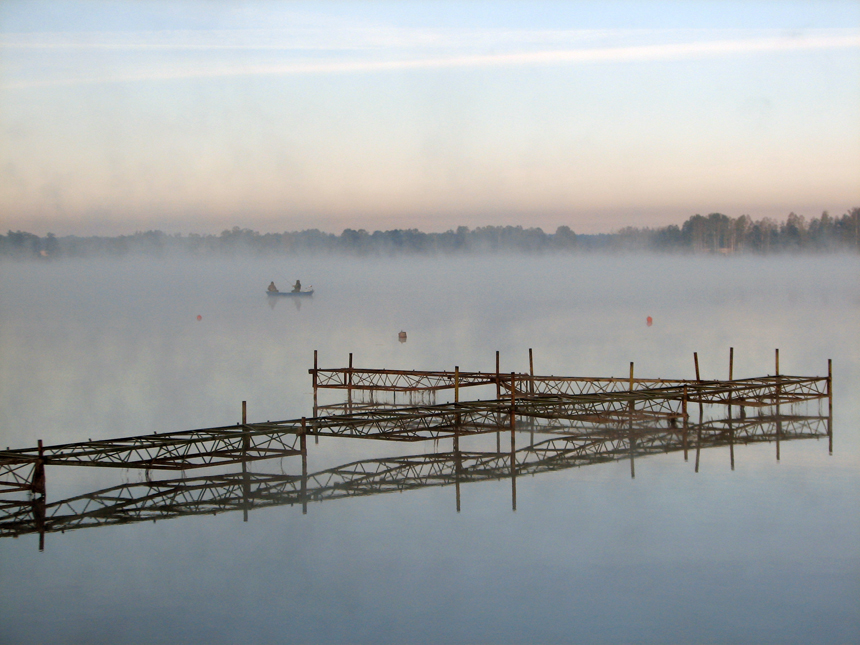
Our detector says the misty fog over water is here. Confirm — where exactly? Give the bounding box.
[1,254,858,643]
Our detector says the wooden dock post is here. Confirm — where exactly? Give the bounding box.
[495,351,501,450]
[33,439,46,498]
[691,355,702,473]
[347,352,353,415]
[828,358,833,455]
[775,349,781,462]
[301,417,308,515]
[682,385,689,461]
[34,445,45,550]
[528,349,536,445]
[241,401,249,454]
[628,361,635,477]
[693,352,703,424]
[727,348,734,470]
[510,372,517,512]
[313,350,318,417]
[454,365,461,457]
[241,402,250,522]
[629,421,636,479]
[728,347,734,424]
[628,362,635,412]
[529,348,535,396]
[312,351,320,444]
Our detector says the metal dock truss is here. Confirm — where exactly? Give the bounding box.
[0,348,834,549]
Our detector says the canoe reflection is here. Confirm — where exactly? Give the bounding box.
[0,412,830,546]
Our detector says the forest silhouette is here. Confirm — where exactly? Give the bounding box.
[3,208,858,259]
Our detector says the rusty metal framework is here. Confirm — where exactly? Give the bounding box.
[0,351,833,550]
[313,365,827,405]
[0,424,303,471]
[0,413,829,540]
[313,367,498,393]
[0,370,830,491]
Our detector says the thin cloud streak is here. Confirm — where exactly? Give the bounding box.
[4,33,859,89]
[2,27,837,51]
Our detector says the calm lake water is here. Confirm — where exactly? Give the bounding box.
[1,253,858,644]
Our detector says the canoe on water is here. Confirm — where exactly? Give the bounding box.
[266,290,314,297]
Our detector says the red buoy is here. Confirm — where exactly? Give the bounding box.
[197,315,202,321]
[646,316,653,327]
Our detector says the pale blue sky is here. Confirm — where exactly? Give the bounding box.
[1,1,859,235]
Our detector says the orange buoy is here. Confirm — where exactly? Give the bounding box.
[197,315,202,321]
[646,316,653,327]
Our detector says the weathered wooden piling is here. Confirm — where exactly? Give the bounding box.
[510,372,517,512]
[495,351,502,450]
[828,358,833,454]
[682,385,689,461]
[775,349,781,462]
[628,362,635,412]
[313,350,318,417]
[301,417,308,515]
[241,401,250,455]
[347,352,354,414]
[454,365,461,469]
[529,348,535,396]
[727,348,734,421]
[241,401,250,522]
[694,352,704,424]
[32,439,46,502]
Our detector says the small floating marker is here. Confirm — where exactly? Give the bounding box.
[398,330,407,343]
[197,315,202,321]
[646,316,653,327]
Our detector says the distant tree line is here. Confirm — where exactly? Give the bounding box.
[612,208,860,254]
[1,208,857,260]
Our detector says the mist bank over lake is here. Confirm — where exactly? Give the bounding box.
[3,209,859,260]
